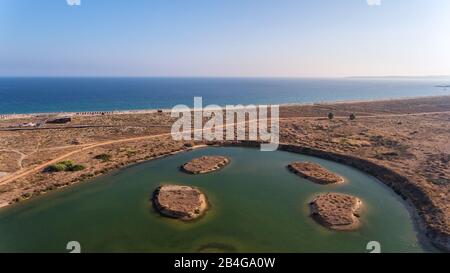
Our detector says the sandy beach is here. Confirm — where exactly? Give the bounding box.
[1,94,449,120]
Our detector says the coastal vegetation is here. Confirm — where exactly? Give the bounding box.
[45,160,86,173]
[94,153,112,162]
[126,149,138,158]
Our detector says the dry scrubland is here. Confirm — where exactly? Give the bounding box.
[0,96,449,251]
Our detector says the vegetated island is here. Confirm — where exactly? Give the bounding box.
[181,156,229,174]
[288,161,344,184]
[152,185,208,221]
[309,193,362,231]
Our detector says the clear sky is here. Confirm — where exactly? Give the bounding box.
[1,0,449,77]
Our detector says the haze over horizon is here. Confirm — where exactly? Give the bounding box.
[1,0,449,78]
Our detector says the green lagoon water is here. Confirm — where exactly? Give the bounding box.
[0,147,431,253]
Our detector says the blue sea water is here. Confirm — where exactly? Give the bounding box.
[0,77,449,114]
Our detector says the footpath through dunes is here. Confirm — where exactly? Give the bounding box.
[309,193,362,231]
[181,156,230,174]
[288,161,344,184]
[152,185,208,221]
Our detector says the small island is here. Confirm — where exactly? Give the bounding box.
[182,156,230,174]
[152,185,208,221]
[288,161,344,184]
[309,193,362,231]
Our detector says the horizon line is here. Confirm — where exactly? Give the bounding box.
[1,75,450,79]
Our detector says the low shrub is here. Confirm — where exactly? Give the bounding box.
[67,164,86,172]
[94,153,112,162]
[45,160,85,173]
[45,163,67,172]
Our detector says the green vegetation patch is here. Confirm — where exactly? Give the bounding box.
[45,160,85,173]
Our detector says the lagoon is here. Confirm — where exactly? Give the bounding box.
[0,147,431,252]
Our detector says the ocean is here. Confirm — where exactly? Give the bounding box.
[0,77,449,114]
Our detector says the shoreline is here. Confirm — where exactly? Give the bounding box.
[1,94,449,119]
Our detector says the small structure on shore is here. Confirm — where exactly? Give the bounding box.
[182,156,230,174]
[288,161,344,184]
[152,185,208,221]
[309,193,362,231]
[46,117,72,124]
[19,122,36,127]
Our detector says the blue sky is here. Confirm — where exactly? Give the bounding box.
[0,0,449,77]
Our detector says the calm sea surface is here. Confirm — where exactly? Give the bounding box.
[0,147,435,253]
[0,77,449,114]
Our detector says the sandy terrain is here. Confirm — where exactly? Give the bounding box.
[0,95,449,251]
[182,156,230,174]
[288,162,344,184]
[309,193,362,231]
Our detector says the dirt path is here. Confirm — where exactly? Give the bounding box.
[0,118,255,185]
[0,149,27,171]
[1,110,448,186]
[0,133,174,186]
